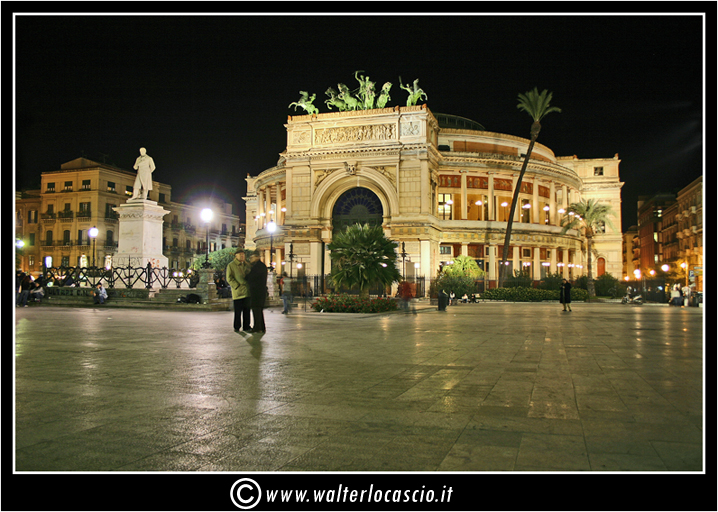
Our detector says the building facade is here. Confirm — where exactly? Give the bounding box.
[657,176,703,292]
[244,106,623,291]
[15,158,244,276]
[622,226,640,281]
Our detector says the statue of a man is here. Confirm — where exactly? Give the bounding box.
[131,147,156,200]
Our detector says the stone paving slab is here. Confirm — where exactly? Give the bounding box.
[13,302,704,473]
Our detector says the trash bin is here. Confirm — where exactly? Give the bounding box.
[438,291,448,311]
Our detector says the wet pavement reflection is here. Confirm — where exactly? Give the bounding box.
[14,303,703,472]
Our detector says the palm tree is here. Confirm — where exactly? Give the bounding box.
[560,199,617,298]
[328,223,402,298]
[443,255,484,279]
[499,88,561,287]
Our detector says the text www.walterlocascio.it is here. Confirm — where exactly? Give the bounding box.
[272,484,453,505]
[230,479,453,509]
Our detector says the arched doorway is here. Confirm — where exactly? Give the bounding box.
[597,257,606,277]
[332,187,383,234]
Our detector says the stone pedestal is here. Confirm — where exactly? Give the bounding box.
[196,268,217,304]
[267,271,279,302]
[112,199,169,268]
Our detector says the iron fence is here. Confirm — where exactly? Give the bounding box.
[41,264,197,290]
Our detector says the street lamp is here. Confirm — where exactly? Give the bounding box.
[88,226,99,268]
[680,261,688,288]
[288,243,295,278]
[201,208,213,268]
[401,242,407,279]
[267,221,277,272]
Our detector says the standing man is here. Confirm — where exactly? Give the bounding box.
[281,273,293,314]
[681,284,692,307]
[247,250,268,333]
[130,147,156,200]
[226,248,251,332]
[560,278,572,312]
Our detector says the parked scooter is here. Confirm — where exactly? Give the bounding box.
[622,294,644,305]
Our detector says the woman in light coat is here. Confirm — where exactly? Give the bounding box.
[226,249,251,332]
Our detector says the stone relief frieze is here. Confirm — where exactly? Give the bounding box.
[370,166,396,186]
[314,168,335,187]
[400,121,421,137]
[292,130,311,145]
[314,124,396,145]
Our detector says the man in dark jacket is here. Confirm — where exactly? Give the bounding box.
[560,278,572,312]
[246,250,268,332]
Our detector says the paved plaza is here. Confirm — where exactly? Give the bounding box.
[14,302,704,473]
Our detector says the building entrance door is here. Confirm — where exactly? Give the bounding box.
[331,187,383,234]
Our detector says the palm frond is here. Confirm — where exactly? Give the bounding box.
[559,199,617,235]
[517,87,562,122]
[328,223,401,293]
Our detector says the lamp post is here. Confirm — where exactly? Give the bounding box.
[267,221,276,272]
[288,243,295,278]
[201,208,213,269]
[88,226,99,268]
[400,242,407,279]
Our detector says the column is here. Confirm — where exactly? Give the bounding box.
[460,172,468,220]
[461,242,469,257]
[549,181,556,226]
[488,244,496,283]
[488,174,495,221]
[533,247,541,281]
[513,246,520,275]
[562,248,569,279]
[420,161,431,215]
[512,176,520,222]
[532,181,539,226]
[550,247,557,274]
[257,187,265,229]
[420,240,431,278]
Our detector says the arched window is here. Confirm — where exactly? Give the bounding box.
[332,187,383,234]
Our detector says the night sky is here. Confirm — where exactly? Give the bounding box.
[14,13,705,230]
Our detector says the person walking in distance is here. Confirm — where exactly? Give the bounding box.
[280,273,293,314]
[560,278,572,312]
[226,248,251,332]
[247,250,268,333]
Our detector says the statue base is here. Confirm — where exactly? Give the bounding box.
[112,199,169,269]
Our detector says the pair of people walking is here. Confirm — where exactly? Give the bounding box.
[226,249,268,333]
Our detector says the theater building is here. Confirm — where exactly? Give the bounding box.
[245,106,623,291]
